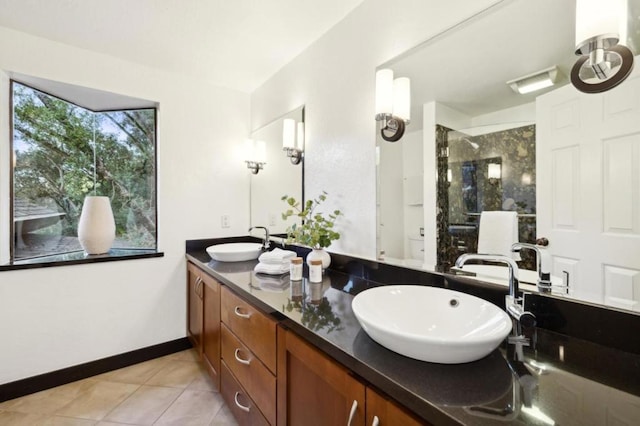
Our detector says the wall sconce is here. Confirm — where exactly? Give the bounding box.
[282,118,303,165]
[487,163,502,184]
[244,138,266,174]
[507,66,560,94]
[375,69,410,142]
[447,168,452,183]
[571,0,634,93]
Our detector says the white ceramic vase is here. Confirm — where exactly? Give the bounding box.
[77,196,116,254]
[306,248,331,270]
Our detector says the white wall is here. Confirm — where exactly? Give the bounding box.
[0,26,251,384]
[250,0,503,259]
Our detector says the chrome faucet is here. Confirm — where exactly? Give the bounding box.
[454,253,535,327]
[248,226,270,250]
[511,243,552,293]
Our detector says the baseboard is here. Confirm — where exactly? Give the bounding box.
[0,337,192,402]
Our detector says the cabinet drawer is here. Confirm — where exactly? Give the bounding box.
[221,286,277,373]
[222,324,276,425]
[221,361,270,426]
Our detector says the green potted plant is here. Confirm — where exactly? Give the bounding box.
[281,191,342,269]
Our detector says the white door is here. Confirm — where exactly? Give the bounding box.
[536,66,640,310]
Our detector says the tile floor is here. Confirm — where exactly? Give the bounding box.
[0,349,238,425]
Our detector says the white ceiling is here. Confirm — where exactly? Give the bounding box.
[0,0,365,93]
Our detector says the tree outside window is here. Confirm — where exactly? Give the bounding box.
[11,82,157,260]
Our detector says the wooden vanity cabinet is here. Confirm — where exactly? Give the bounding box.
[187,261,429,426]
[186,262,203,353]
[277,328,429,426]
[187,262,221,389]
[221,286,277,425]
[277,328,366,426]
[366,387,427,426]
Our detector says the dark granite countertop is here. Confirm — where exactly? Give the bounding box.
[186,247,640,426]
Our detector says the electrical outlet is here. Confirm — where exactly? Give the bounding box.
[269,213,277,226]
[221,215,230,228]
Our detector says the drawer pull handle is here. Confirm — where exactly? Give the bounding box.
[234,391,250,412]
[234,348,251,365]
[347,399,358,426]
[372,415,380,426]
[234,306,251,319]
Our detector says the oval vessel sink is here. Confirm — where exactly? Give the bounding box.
[206,243,263,262]
[352,285,512,364]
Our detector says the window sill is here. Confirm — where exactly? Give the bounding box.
[0,249,164,272]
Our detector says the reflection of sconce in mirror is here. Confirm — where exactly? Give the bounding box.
[571,0,634,94]
[507,66,559,94]
[447,168,452,183]
[244,138,267,174]
[375,69,410,142]
[487,163,502,184]
[282,118,304,165]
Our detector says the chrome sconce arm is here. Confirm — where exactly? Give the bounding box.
[245,160,265,175]
[376,113,408,143]
[283,147,303,165]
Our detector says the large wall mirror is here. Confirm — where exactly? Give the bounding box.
[376,0,640,313]
[250,106,304,236]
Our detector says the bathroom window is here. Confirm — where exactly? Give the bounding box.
[11,81,157,261]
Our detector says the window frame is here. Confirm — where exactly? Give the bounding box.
[9,79,159,263]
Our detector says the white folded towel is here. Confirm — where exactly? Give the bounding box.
[477,211,521,261]
[254,261,290,275]
[258,248,297,265]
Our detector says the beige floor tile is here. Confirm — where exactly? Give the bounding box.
[154,390,224,426]
[0,379,99,415]
[186,365,218,393]
[94,356,170,385]
[102,385,182,425]
[209,404,238,426]
[41,416,97,425]
[55,381,139,420]
[145,360,201,388]
[167,349,200,363]
[0,410,49,425]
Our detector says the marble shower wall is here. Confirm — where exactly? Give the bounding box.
[436,124,537,270]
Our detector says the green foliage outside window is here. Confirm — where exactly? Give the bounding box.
[12,82,157,259]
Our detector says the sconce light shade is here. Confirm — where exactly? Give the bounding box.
[571,0,634,93]
[375,69,394,116]
[375,68,411,142]
[487,163,502,180]
[296,122,305,149]
[245,138,267,174]
[283,118,296,149]
[507,66,559,94]
[447,169,452,183]
[393,77,411,121]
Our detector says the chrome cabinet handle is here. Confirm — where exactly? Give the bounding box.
[347,399,358,426]
[234,306,251,319]
[195,276,204,297]
[234,391,250,412]
[372,415,380,426]
[234,348,251,365]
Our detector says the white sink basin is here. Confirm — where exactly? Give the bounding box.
[351,285,512,364]
[206,243,263,262]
